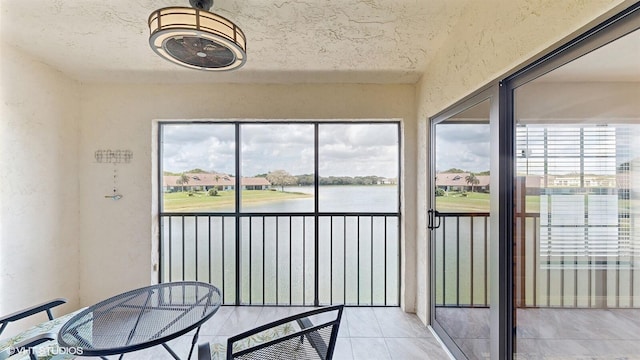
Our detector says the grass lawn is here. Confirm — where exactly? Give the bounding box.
[436,192,490,212]
[435,191,540,213]
[163,190,312,212]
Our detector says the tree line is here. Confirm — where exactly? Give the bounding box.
[295,175,388,186]
[260,171,390,188]
[441,168,489,175]
[164,169,392,191]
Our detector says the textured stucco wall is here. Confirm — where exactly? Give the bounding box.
[77,83,418,310]
[0,43,80,334]
[414,0,633,325]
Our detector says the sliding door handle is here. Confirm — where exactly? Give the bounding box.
[428,209,441,230]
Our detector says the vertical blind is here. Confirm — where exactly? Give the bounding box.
[517,125,640,263]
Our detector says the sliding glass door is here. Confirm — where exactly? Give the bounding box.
[430,5,639,359]
[430,91,495,360]
[511,26,640,358]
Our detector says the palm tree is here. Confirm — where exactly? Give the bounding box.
[465,173,480,193]
[176,173,190,192]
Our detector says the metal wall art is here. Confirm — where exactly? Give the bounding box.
[95,149,133,200]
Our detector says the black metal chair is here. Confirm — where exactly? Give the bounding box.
[198,305,344,360]
[0,298,67,360]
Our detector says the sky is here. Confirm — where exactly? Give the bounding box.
[162,122,638,178]
[162,123,399,178]
[435,123,490,173]
[435,123,636,175]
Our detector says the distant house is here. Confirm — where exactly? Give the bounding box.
[380,178,398,185]
[163,173,270,192]
[546,174,617,188]
[435,173,490,192]
[436,173,624,195]
[241,177,272,190]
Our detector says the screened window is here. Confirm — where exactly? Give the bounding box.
[159,121,401,306]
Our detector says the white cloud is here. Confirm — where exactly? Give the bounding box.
[162,124,235,174]
[162,123,399,178]
[435,123,490,173]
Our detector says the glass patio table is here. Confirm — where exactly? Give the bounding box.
[57,281,221,360]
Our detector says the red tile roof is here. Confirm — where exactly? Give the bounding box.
[163,173,270,187]
[435,173,489,187]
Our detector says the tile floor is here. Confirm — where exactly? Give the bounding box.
[107,306,453,360]
[435,307,640,360]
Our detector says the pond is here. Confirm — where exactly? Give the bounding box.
[161,185,401,306]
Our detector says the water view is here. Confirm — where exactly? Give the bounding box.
[160,122,401,306]
[242,185,398,213]
[161,185,400,306]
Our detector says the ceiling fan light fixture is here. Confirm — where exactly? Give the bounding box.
[148,0,246,71]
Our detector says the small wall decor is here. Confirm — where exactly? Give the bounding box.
[94,150,133,164]
[95,149,133,200]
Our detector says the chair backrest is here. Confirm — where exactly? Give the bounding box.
[227,305,344,360]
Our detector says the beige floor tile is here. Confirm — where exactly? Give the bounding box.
[386,337,451,360]
[91,306,447,359]
[333,338,355,360]
[351,338,391,360]
[345,307,383,338]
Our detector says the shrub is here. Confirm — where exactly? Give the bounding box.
[435,188,446,197]
[208,188,218,196]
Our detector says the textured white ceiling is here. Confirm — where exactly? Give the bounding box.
[0,0,470,84]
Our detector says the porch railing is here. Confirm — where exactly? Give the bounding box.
[434,212,639,308]
[434,212,490,308]
[160,213,400,306]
